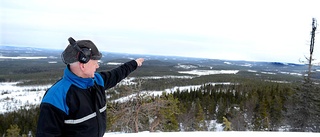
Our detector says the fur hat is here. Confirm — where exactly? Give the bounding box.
[61,38,102,64]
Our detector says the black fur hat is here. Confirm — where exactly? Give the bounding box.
[61,38,102,64]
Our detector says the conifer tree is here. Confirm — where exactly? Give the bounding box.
[269,89,283,130]
[194,99,206,131]
[223,116,232,131]
[161,94,180,132]
[6,124,20,137]
[286,18,320,132]
[216,98,227,123]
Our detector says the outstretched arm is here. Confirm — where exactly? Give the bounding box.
[100,58,144,89]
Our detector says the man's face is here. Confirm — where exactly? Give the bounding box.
[83,60,100,78]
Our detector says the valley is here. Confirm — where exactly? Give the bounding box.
[0,46,311,114]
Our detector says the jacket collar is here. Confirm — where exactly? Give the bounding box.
[63,66,95,89]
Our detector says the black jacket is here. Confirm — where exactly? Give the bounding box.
[36,60,138,137]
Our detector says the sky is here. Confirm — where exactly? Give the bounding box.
[1,0,320,63]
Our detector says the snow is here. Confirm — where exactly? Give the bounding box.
[241,63,253,67]
[103,131,319,137]
[107,62,124,65]
[118,75,194,85]
[175,64,198,69]
[142,75,194,79]
[178,70,239,76]
[280,71,303,76]
[224,62,232,65]
[265,80,290,84]
[0,82,50,113]
[0,80,231,113]
[112,82,231,103]
[261,72,277,75]
[118,77,137,85]
[0,70,234,113]
[247,70,257,73]
[0,56,47,59]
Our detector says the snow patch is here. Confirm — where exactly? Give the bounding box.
[178,70,239,76]
[107,62,123,65]
[0,56,47,59]
[175,64,198,69]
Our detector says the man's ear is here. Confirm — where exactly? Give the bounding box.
[79,62,85,71]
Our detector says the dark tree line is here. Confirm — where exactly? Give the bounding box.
[0,105,39,136]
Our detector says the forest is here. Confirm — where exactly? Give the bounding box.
[1,73,320,136]
[106,80,294,132]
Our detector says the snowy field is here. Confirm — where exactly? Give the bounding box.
[113,82,232,103]
[0,81,231,113]
[103,131,319,137]
[0,69,240,113]
[0,82,49,113]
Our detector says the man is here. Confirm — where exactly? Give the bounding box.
[36,37,144,137]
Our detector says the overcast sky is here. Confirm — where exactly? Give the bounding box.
[1,0,320,63]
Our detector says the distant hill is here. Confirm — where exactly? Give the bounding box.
[0,45,316,80]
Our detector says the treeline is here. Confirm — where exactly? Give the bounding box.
[0,60,65,85]
[0,105,39,136]
[107,80,296,132]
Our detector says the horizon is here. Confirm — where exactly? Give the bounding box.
[0,45,307,64]
[2,0,320,64]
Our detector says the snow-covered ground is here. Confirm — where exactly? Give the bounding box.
[113,82,232,103]
[0,82,50,113]
[104,131,319,137]
[178,70,239,76]
[0,66,293,113]
[0,81,231,113]
[0,56,47,59]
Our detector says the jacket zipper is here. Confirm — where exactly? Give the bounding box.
[93,83,103,137]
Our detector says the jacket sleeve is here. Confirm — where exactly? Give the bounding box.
[100,60,138,89]
[36,103,66,137]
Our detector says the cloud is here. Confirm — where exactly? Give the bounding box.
[2,0,320,63]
